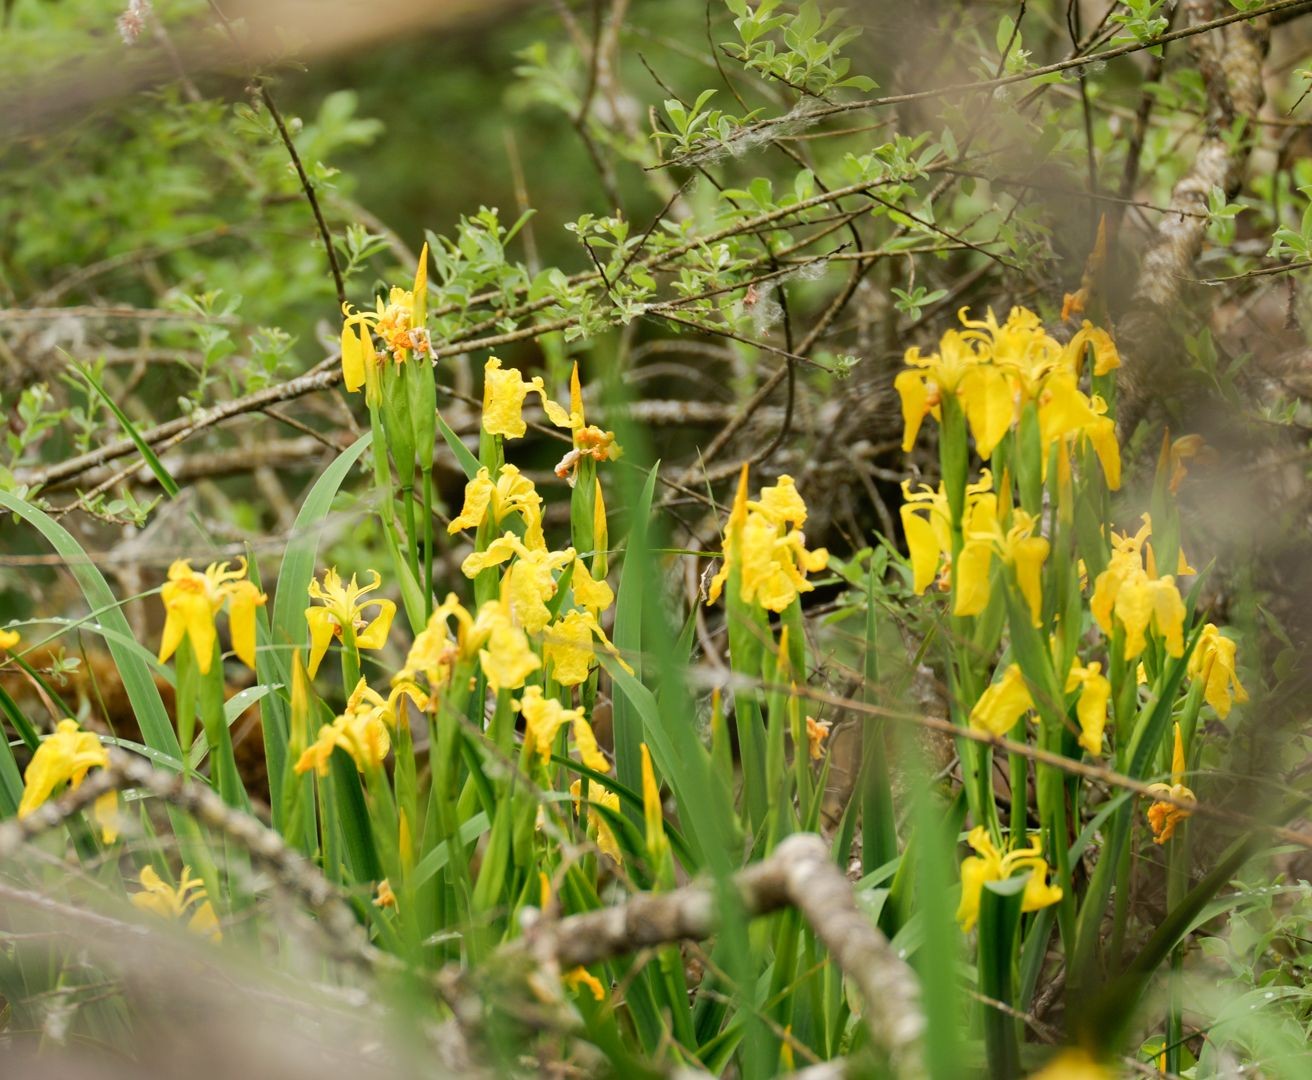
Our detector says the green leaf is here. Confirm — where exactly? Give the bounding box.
[0,491,179,760]
[610,464,657,796]
[436,409,481,480]
[270,434,372,666]
[978,876,1027,1080]
[74,365,180,499]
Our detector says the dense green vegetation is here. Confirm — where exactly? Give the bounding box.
[3,2,1312,1077]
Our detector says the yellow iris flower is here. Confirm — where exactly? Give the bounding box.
[1187,623,1248,719]
[475,599,542,692]
[1035,370,1121,490]
[158,558,266,675]
[900,471,995,595]
[1065,659,1111,756]
[519,685,582,765]
[895,306,1121,487]
[447,464,546,550]
[956,492,1050,626]
[294,677,407,776]
[131,864,222,942]
[895,329,1014,458]
[570,556,614,614]
[1089,516,1186,659]
[1145,722,1194,844]
[393,592,490,706]
[543,608,624,686]
[956,825,1063,932]
[340,243,431,395]
[394,591,545,700]
[462,533,575,634]
[969,663,1033,738]
[18,718,119,843]
[481,356,573,439]
[564,966,606,1000]
[518,685,609,773]
[304,568,396,679]
[707,468,828,613]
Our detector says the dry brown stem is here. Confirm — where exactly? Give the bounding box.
[512,832,924,1072]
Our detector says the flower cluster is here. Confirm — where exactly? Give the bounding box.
[894,306,1120,486]
[894,302,1249,975]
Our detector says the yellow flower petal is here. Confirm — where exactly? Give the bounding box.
[969,663,1033,738]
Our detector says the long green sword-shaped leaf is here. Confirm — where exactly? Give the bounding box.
[74,366,180,499]
[0,491,179,759]
[610,464,657,799]
[260,433,371,822]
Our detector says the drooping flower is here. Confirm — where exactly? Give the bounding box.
[158,559,266,674]
[1145,722,1194,844]
[1035,370,1121,490]
[1090,516,1186,659]
[571,709,610,774]
[804,715,832,761]
[18,719,118,843]
[1164,433,1209,494]
[707,468,829,613]
[447,464,546,551]
[294,677,403,776]
[374,879,397,909]
[481,357,573,439]
[304,568,396,678]
[1187,623,1247,719]
[1065,659,1111,756]
[574,779,622,863]
[570,557,614,615]
[1063,321,1121,379]
[0,627,19,651]
[552,365,623,483]
[969,663,1033,738]
[131,865,221,942]
[955,825,1063,932]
